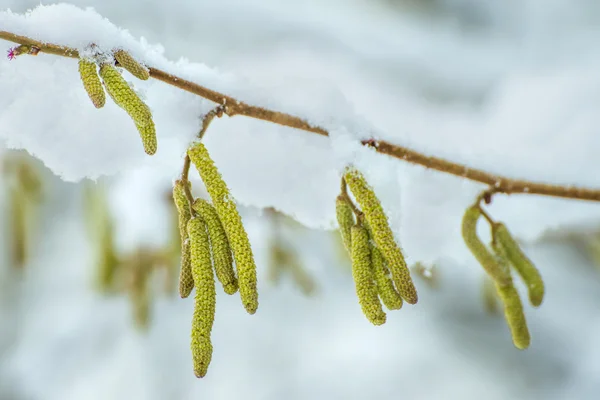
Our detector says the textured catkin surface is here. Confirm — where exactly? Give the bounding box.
[351,224,386,325]
[173,180,194,298]
[188,142,258,314]
[372,246,403,310]
[78,59,105,109]
[344,168,418,304]
[98,63,157,155]
[194,198,238,295]
[187,217,216,378]
[113,49,150,80]
[494,223,545,307]
[336,195,354,255]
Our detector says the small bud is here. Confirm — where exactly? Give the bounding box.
[494,223,545,307]
[193,198,238,295]
[372,246,403,310]
[344,167,418,304]
[188,142,258,314]
[351,223,386,325]
[461,205,511,286]
[187,217,216,378]
[113,49,150,80]
[173,180,194,298]
[78,59,106,108]
[336,195,355,255]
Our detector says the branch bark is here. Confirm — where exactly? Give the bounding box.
[2,30,600,202]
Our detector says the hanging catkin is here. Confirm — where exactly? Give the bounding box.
[336,195,355,255]
[188,217,216,378]
[173,180,194,298]
[493,222,544,307]
[372,246,403,310]
[188,142,258,314]
[99,63,157,155]
[461,205,511,286]
[351,223,386,325]
[344,167,418,304]
[193,198,238,295]
[78,59,105,108]
[113,49,150,80]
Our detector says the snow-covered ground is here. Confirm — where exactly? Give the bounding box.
[1,1,600,399]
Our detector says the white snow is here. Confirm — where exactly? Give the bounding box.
[1,1,600,399]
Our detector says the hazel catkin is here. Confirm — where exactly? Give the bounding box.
[187,217,216,378]
[188,142,258,314]
[351,223,386,325]
[495,282,531,350]
[193,198,238,295]
[461,205,511,286]
[344,167,418,304]
[372,246,403,310]
[99,63,157,155]
[173,180,194,298]
[336,194,355,255]
[78,59,106,108]
[113,49,150,80]
[494,223,545,307]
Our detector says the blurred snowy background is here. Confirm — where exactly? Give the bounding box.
[2,0,600,399]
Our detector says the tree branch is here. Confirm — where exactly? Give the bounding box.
[2,30,600,202]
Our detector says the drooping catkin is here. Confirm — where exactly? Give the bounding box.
[461,205,511,286]
[481,275,500,315]
[344,167,418,304]
[491,236,530,349]
[336,195,355,255]
[494,223,545,307]
[193,198,238,295]
[98,63,156,155]
[372,246,403,310]
[188,142,258,314]
[173,180,194,298]
[187,217,216,378]
[495,282,531,350]
[78,59,105,108]
[113,49,150,80]
[351,223,386,325]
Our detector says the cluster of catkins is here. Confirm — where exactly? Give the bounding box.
[336,167,418,325]
[78,49,157,155]
[462,204,545,349]
[173,142,258,378]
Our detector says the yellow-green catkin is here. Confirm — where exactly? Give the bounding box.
[461,205,511,286]
[78,59,106,109]
[494,223,545,307]
[188,217,216,378]
[351,223,386,325]
[372,246,403,310]
[113,49,150,80]
[495,282,531,349]
[98,63,157,155]
[193,198,238,295]
[173,180,194,298]
[336,195,355,255]
[188,142,258,314]
[344,167,418,304]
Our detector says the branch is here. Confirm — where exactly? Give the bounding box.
[2,30,600,202]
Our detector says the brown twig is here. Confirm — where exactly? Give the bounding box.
[2,30,600,202]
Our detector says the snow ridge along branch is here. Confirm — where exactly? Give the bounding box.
[2,30,600,202]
